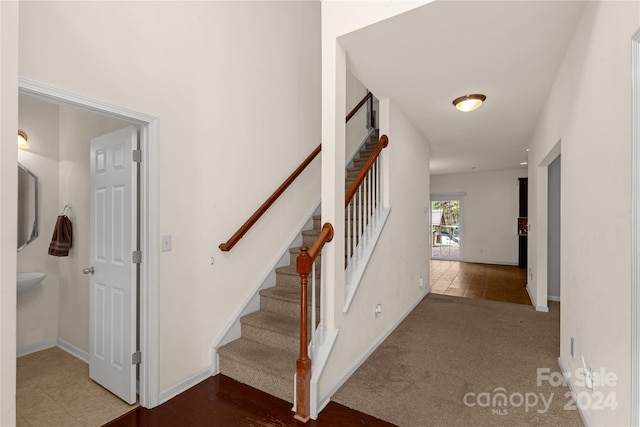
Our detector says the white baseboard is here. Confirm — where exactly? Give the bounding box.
[548,295,561,302]
[318,289,430,411]
[159,367,211,405]
[17,339,57,357]
[526,285,549,312]
[558,357,591,427]
[455,258,519,267]
[57,338,89,363]
[17,338,89,365]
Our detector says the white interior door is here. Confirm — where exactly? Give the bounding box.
[89,126,138,404]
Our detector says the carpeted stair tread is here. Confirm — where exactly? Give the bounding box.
[302,228,321,237]
[260,285,321,318]
[260,285,319,305]
[217,337,297,402]
[219,337,297,373]
[241,310,302,342]
[275,264,320,277]
[218,128,379,404]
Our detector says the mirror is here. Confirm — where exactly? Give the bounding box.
[17,162,38,252]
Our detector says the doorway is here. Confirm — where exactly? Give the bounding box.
[547,155,561,301]
[17,77,159,408]
[430,195,462,261]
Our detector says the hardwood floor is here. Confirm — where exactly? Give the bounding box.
[430,260,531,305]
[104,374,395,427]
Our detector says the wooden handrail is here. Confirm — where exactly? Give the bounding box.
[294,222,334,422]
[346,91,372,123]
[345,135,388,207]
[219,144,321,251]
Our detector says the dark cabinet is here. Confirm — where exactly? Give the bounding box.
[518,178,528,269]
[518,178,528,217]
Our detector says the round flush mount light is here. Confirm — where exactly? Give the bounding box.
[453,94,486,112]
[17,130,30,149]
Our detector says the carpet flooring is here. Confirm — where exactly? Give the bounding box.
[332,294,583,426]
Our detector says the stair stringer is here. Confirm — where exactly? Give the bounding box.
[344,206,392,312]
[210,201,321,374]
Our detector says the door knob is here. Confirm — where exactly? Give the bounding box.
[83,266,94,275]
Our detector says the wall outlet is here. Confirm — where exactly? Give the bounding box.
[582,356,595,391]
[419,274,424,287]
[374,304,382,318]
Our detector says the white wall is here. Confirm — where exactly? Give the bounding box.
[17,96,61,352]
[316,0,432,406]
[345,69,370,161]
[319,99,430,401]
[0,1,19,423]
[430,169,524,265]
[527,2,638,425]
[19,1,321,393]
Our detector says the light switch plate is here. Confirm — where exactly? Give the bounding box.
[161,235,172,252]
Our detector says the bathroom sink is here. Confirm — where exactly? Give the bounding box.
[17,272,45,295]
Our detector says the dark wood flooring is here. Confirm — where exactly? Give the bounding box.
[104,374,396,427]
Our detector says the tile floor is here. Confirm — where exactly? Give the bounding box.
[430,259,532,305]
[17,347,137,427]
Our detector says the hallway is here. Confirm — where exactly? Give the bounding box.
[430,260,531,305]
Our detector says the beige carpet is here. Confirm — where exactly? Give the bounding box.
[332,294,583,427]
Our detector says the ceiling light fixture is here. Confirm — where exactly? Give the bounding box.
[453,94,486,112]
[17,130,29,149]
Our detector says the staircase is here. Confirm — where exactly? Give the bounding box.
[217,131,380,403]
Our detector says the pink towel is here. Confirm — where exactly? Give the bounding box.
[48,215,73,257]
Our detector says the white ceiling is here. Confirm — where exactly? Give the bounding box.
[339,0,587,175]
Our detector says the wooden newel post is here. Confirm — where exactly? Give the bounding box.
[295,247,313,422]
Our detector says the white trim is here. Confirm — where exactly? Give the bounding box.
[320,289,430,410]
[16,339,57,358]
[547,295,561,302]
[57,338,89,363]
[430,192,466,201]
[344,207,392,312]
[526,284,549,312]
[558,357,591,427]
[159,367,211,405]
[458,259,519,267]
[430,193,464,261]
[534,139,561,316]
[16,338,89,363]
[18,77,160,409]
[309,329,339,419]
[631,28,640,427]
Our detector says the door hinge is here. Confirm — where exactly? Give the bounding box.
[132,351,142,365]
[132,150,142,163]
[132,250,142,264]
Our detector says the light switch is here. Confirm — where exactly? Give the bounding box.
[161,235,172,252]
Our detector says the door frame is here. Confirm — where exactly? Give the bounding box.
[533,140,560,313]
[18,77,160,409]
[429,192,464,261]
[630,28,640,427]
